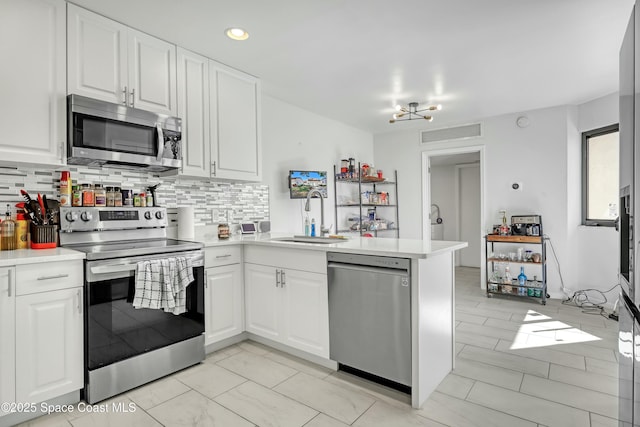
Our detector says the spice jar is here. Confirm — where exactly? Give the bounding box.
[133,193,141,207]
[113,187,123,207]
[106,186,115,207]
[218,223,230,239]
[146,192,154,207]
[82,184,94,207]
[139,192,147,207]
[72,185,83,207]
[94,184,107,207]
[121,189,133,207]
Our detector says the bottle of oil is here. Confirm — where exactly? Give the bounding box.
[1,205,16,251]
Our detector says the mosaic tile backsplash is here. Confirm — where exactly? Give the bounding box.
[0,165,269,226]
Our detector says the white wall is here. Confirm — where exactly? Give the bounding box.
[573,93,620,299]
[374,97,619,301]
[261,95,374,234]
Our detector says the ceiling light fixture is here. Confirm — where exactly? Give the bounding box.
[225,27,249,41]
[389,102,442,124]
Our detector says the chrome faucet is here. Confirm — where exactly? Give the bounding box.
[305,189,330,236]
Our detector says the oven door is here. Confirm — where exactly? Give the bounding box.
[84,250,204,371]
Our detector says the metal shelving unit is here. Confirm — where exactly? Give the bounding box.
[333,164,399,237]
[485,234,548,305]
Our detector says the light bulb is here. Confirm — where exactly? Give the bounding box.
[225,28,249,41]
[424,115,433,121]
[395,105,402,111]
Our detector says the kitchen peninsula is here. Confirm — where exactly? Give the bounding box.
[197,232,467,409]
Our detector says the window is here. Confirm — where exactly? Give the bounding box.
[582,124,619,226]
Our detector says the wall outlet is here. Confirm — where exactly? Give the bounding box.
[210,208,218,220]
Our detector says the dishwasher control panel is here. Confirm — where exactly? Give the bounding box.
[327,252,410,271]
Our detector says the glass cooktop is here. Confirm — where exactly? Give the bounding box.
[66,238,203,260]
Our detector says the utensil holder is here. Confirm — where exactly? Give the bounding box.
[30,224,57,249]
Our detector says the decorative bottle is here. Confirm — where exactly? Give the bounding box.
[503,266,512,284]
[518,266,527,285]
[310,218,316,237]
[1,205,16,251]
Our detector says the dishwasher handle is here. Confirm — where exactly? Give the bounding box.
[327,262,409,277]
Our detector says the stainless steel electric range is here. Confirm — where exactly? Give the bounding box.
[59,206,205,404]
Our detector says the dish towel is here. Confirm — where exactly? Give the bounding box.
[133,257,194,314]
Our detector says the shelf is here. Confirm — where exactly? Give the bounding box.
[487,280,544,288]
[337,204,397,207]
[335,176,395,184]
[487,258,544,265]
[486,235,543,243]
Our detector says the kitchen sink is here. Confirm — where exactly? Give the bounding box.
[271,236,349,244]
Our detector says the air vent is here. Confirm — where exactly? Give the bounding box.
[420,123,482,144]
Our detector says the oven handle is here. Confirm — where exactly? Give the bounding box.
[89,257,205,276]
[156,124,165,162]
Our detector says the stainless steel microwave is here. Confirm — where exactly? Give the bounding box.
[67,94,182,173]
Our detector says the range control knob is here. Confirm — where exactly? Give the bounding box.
[65,211,78,222]
[155,211,164,220]
[144,211,152,220]
[80,211,93,222]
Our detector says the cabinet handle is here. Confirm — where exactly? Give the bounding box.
[37,274,69,281]
[212,161,217,176]
[7,269,12,297]
[216,254,232,259]
[275,269,281,287]
[123,86,128,105]
[77,289,82,315]
[130,88,135,107]
[281,269,286,286]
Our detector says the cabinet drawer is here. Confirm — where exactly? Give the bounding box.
[205,246,241,267]
[244,245,326,274]
[16,260,83,296]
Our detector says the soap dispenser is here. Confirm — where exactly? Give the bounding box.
[304,215,310,236]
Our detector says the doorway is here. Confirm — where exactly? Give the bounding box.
[422,147,485,273]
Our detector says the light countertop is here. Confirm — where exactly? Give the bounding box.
[191,232,467,259]
[0,247,85,267]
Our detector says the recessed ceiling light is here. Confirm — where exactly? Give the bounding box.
[225,28,249,41]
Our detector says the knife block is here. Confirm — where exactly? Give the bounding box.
[30,224,57,249]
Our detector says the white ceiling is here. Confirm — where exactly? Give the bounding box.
[71,0,634,134]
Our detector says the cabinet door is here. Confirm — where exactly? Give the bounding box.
[128,29,177,115]
[15,287,83,403]
[0,0,66,166]
[177,48,210,177]
[67,4,128,105]
[281,270,329,357]
[244,263,279,340]
[205,264,243,345]
[0,268,15,411]
[210,62,262,181]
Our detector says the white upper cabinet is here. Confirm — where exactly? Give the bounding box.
[0,0,66,166]
[67,5,127,105]
[210,62,262,181]
[128,29,177,115]
[68,5,177,115]
[177,48,211,177]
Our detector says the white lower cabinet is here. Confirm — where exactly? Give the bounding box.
[204,246,244,346]
[205,263,244,345]
[15,287,83,403]
[244,262,329,358]
[0,261,83,420]
[0,267,16,412]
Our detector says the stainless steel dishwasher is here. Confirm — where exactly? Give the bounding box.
[327,252,411,388]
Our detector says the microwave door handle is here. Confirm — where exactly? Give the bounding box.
[156,124,165,162]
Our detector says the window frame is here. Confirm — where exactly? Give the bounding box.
[581,123,619,227]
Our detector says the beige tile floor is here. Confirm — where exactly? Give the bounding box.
[17,267,620,427]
